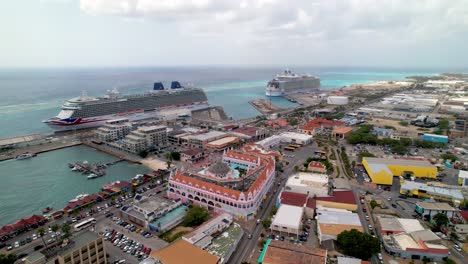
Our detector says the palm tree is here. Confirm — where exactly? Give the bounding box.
[51,223,59,233]
[37,227,48,251]
[61,223,71,240]
[165,153,173,169]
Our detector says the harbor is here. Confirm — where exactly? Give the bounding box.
[249,99,282,115]
[0,145,150,226]
[68,159,124,179]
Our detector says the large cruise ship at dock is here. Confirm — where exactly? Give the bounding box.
[44,81,209,131]
[266,70,320,96]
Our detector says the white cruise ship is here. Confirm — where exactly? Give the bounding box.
[44,82,209,131]
[266,70,320,96]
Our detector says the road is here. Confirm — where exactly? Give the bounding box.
[229,144,316,263]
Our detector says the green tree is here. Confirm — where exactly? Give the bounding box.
[0,254,18,264]
[337,229,381,260]
[450,231,459,241]
[443,257,456,264]
[422,256,430,264]
[51,223,59,233]
[441,154,458,162]
[138,150,148,158]
[294,165,299,172]
[37,227,48,251]
[165,153,173,169]
[287,117,298,126]
[170,151,181,161]
[61,223,71,239]
[399,121,409,126]
[182,206,209,227]
[433,213,449,228]
[369,200,378,209]
[262,218,272,229]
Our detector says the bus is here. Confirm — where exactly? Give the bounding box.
[289,144,302,148]
[284,147,295,152]
[74,218,96,232]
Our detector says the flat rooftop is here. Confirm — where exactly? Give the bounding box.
[417,201,457,211]
[400,180,465,200]
[272,205,304,230]
[205,223,243,261]
[316,208,362,226]
[286,172,329,189]
[279,132,313,141]
[151,239,219,264]
[132,195,175,212]
[364,157,434,167]
[261,240,327,264]
[190,131,226,141]
[206,136,239,146]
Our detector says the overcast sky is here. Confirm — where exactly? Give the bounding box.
[1,0,468,69]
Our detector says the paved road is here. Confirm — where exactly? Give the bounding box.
[229,144,316,263]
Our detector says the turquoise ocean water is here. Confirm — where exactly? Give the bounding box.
[0,66,456,226]
[0,146,149,226]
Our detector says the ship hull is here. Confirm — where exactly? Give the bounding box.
[265,89,283,97]
[44,104,209,132]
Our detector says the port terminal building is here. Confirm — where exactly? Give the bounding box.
[362,157,437,185]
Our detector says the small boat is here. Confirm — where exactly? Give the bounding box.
[42,207,53,214]
[71,167,78,171]
[87,174,99,179]
[16,152,36,160]
[69,194,89,203]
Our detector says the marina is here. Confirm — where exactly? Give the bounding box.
[0,145,150,226]
[68,159,124,178]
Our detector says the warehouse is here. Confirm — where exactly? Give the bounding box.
[362,157,437,185]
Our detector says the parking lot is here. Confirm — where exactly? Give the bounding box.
[96,216,168,264]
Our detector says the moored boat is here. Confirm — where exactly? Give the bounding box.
[87,174,99,179]
[15,152,36,160]
[42,207,53,214]
[69,194,89,203]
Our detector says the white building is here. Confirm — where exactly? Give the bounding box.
[95,118,132,142]
[327,96,349,105]
[256,135,284,149]
[182,213,233,249]
[123,125,167,154]
[316,207,363,244]
[270,205,304,237]
[188,131,227,149]
[279,132,313,145]
[285,172,329,197]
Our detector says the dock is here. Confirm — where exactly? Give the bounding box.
[68,159,124,178]
[249,99,281,115]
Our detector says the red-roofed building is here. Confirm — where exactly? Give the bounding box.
[459,210,468,223]
[168,148,276,220]
[300,118,345,135]
[266,119,289,129]
[332,127,353,140]
[231,126,267,141]
[276,192,317,220]
[308,161,327,173]
[315,190,357,211]
[181,148,205,164]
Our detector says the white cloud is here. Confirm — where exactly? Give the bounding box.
[79,0,468,38]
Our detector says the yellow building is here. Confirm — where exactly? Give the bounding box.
[362,157,437,185]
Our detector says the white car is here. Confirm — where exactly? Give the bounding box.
[32,234,37,240]
[14,241,20,248]
[453,245,462,252]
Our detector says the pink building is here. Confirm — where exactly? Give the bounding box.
[167,148,276,220]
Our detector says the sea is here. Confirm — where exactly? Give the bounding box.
[0,66,453,227]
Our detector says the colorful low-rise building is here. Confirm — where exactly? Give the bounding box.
[362,157,437,185]
[300,118,345,135]
[167,148,276,220]
[258,239,327,264]
[315,190,358,211]
[307,161,327,173]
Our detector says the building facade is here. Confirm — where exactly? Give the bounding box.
[55,232,106,264]
[123,125,167,153]
[95,118,132,142]
[167,149,276,220]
